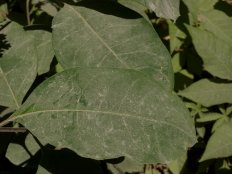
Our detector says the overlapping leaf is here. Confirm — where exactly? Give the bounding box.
[179,79,232,107]
[119,0,180,21]
[29,30,54,75]
[12,68,196,163]
[199,10,232,48]
[187,26,232,80]
[0,22,37,109]
[52,1,174,90]
[200,120,232,161]
[145,0,180,21]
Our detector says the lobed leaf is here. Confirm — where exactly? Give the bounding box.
[12,68,196,163]
[52,1,174,90]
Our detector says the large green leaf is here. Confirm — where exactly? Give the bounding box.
[187,26,232,80]
[28,30,54,75]
[179,79,232,107]
[199,10,232,47]
[52,1,174,90]
[200,120,232,161]
[0,22,37,109]
[10,68,196,163]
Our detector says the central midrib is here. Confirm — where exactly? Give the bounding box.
[11,108,192,139]
[68,5,129,68]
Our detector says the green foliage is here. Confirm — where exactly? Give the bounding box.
[12,68,195,163]
[0,22,37,109]
[52,2,174,89]
[0,0,232,173]
[118,0,180,21]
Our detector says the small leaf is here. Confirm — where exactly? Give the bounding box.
[117,0,149,21]
[6,133,40,165]
[171,53,182,73]
[107,157,143,173]
[52,1,174,90]
[211,117,228,133]
[0,22,37,109]
[226,105,232,115]
[200,120,232,161]
[12,68,196,163]
[179,79,232,107]
[187,26,232,80]
[168,20,186,53]
[168,153,187,174]
[41,2,58,16]
[0,2,8,22]
[197,113,225,123]
[28,30,54,75]
[37,166,51,174]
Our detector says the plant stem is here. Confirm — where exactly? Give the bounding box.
[26,0,31,25]
[0,127,27,133]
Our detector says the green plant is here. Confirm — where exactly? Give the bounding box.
[0,0,232,173]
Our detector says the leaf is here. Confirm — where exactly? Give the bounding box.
[211,117,228,132]
[107,157,143,173]
[183,0,218,15]
[11,68,196,163]
[28,30,54,75]
[117,0,149,21]
[199,10,232,48]
[117,0,180,21]
[6,133,40,165]
[0,22,37,109]
[167,153,187,174]
[171,53,182,73]
[145,0,180,21]
[197,113,225,123]
[41,2,58,16]
[179,79,232,107]
[168,20,186,53]
[52,1,174,90]
[0,2,8,22]
[187,26,232,80]
[37,166,51,174]
[200,120,232,161]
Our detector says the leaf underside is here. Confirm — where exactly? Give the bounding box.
[0,22,37,109]
[52,1,174,90]
[14,68,196,163]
